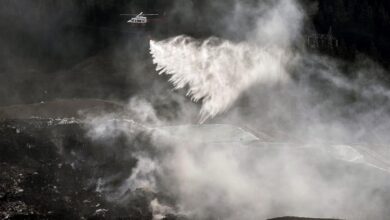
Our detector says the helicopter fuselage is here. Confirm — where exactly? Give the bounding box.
[128,15,147,24]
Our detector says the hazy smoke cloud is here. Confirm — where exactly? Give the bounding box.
[84,0,390,219]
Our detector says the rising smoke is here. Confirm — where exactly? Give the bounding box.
[86,0,390,219]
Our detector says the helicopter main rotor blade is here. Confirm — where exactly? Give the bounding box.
[120,14,158,16]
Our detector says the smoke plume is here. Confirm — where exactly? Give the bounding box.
[84,0,390,219]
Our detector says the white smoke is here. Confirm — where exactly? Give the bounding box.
[84,0,390,219]
[150,199,174,220]
[87,117,390,219]
[85,93,390,219]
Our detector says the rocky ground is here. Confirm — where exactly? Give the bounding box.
[0,118,158,219]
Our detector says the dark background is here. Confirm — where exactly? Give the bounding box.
[0,0,389,106]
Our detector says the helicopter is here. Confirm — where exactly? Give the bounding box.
[120,12,159,24]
